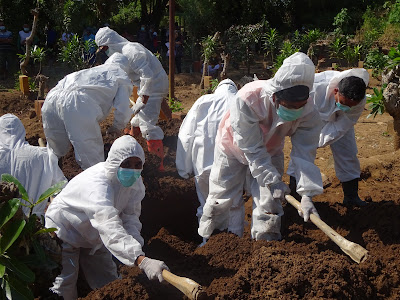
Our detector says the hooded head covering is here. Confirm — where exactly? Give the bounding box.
[215,79,238,95]
[270,52,315,94]
[316,68,369,121]
[0,114,27,149]
[104,135,145,180]
[104,52,130,74]
[95,27,129,56]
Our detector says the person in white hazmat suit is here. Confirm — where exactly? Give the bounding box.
[176,79,247,238]
[198,52,324,242]
[41,53,133,170]
[95,27,169,170]
[0,114,66,218]
[289,68,369,206]
[45,135,169,300]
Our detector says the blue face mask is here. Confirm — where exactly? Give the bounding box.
[117,167,142,187]
[277,105,304,121]
[336,101,351,112]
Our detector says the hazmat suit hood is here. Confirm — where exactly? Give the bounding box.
[104,52,130,75]
[267,52,315,102]
[315,68,369,121]
[104,135,145,181]
[0,114,27,149]
[215,79,238,95]
[95,27,128,56]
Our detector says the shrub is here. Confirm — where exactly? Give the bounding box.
[366,85,387,118]
[0,174,66,299]
[262,28,280,62]
[58,35,96,71]
[168,97,184,113]
[329,36,346,59]
[364,48,389,71]
[273,41,299,73]
[333,8,351,36]
[388,0,400,24]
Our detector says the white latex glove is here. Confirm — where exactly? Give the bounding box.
[270,181,290,203]
[198,214,215,239]
[298,195,320,222]
[139,257,169,283]
[131,101,146,115]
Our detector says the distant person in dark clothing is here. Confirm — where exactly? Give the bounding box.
[137,25,150,49]
[175,30,184,73]
[0,20,15,79]
[45,24,58,57]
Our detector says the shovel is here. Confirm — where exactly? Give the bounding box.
[285,195,369,264]
[162,269,208,300]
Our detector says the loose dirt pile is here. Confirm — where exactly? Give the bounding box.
[1,71,400,299]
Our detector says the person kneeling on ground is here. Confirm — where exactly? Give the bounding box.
[45,135,169,300]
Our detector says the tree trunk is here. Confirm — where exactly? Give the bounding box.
[36,74,49,100]
[220,52,230,81]
[200,32,219,89]
[200,61,208,89]
[382,65,400,150]
[20,8,39,75]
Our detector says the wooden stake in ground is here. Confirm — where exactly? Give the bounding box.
[285,195,369,264]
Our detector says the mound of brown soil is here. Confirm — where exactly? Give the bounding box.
[2,72,400,299]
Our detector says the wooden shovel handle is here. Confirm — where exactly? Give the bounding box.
[162,269,206,300]
[285,195,368,264]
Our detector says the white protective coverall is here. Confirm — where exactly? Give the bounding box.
[176,79,240,226]
[45,135,146,300]
[198,52,323,241]
[41,53,133,170]
[95,27,169,141]
[309,68,369,182]
[0,114,66,217]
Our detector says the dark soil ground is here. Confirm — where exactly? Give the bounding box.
[1,61,400,299]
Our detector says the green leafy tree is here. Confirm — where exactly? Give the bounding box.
[17,46,46,76]
[225,23,263,75]
[333,8,352,36]
[59,35,97,71]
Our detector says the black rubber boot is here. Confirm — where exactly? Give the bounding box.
[342,178,367,207]
[289,176,301,201]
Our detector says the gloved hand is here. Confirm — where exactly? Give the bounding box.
[131,101,146,115]
[198,214,215,239]
[270,181,290,203]
[106,125,120,136]
[139,257,169,283]
[298,195,320,222]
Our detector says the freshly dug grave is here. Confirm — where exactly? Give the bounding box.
[1,71,400,299]
[83,112,400,299]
